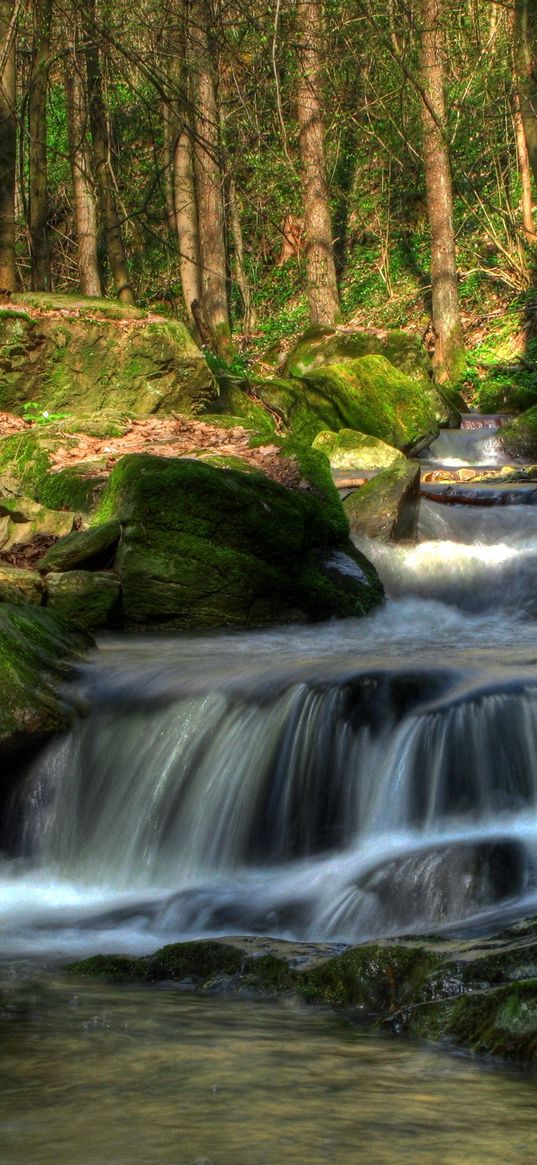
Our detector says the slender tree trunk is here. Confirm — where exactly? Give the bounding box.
[190,0,232,356]
[84,0,134,304]
[419,0,465,382]
[63,19,102,296]
[514,0,537,188]
[228,176,255,331]
[0,0,17,292]
[28,0,52,290]
[164,1,202,327]
[296,0,340,326]
[514,92,537,242]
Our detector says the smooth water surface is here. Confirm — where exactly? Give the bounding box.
[1,981,536,1165]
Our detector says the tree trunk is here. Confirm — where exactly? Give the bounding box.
[164,0,202,328]
[419,0,465,383]
[63,18,102,296]
[190,0,232,356]
[84,0,134,304]
[514,92,537,242]
[228,176,255,331]
[296,0,340,326]
[28,0,52,290]
[514,0,537,188]
[0,0,17,292]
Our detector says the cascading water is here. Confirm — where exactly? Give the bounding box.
[3,415,537,958]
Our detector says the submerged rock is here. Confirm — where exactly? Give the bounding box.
[344,460,421,542]
[65,915,537,1064]
[0,293,217,417]
[96,452,383,628]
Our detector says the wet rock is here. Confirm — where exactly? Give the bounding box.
[37,519,121,573]
[0,602,90,758]
[46,570,121,630]
[344,460,421,542]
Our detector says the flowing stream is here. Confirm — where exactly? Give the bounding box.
[1,418,537,1162]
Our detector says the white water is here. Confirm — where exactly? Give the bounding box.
[3,421,537,959]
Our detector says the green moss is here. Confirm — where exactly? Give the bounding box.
[343,460,421,542]
[312,429,403,470]
[0,431,105,512]
[404,980,537,1063]
[297,944,438,1010]
[498,406,537,459]
[283,325,434,385]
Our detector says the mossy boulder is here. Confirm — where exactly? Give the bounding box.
[96,453,383,628]
[0,602,89,757]
[344,460,421,542]
[283,325,433,382]
[250,358,440,450]
[312,429,404,472]
[46,570,121,630]
[498,406,537,460]
[0,293,217,418]
[0,430,106,512]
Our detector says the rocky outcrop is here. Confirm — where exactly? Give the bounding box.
[344,460,421,542]
[0,293,217,418]
[46,571,121,630]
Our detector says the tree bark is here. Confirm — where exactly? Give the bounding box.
[0,0,17,292]
[190,0,232,355]
[296,0,340,326]
[28,0,52,290]
[63,17,102,296]
[514,0,537,188]
[84,0,134,304]
[228,176,255,331]
[419,0,465,383]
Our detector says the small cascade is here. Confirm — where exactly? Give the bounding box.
[421,426,512,468]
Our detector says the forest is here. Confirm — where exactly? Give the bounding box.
[1,0,536,392]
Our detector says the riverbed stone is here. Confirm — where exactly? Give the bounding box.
[0,602,90,757]
[46,570,121,629]
[97,452,383,628]
[37,519,121,573]
[0,293,217,417]
[0,564,46,605]
[344,460,421,542]
[312,429,404,471]
[64,915,537,1064]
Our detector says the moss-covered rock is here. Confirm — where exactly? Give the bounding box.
[64,914,537,1064]
[0,496,75,549]
[344,460,421,542]
[97,453,383,628]
[46,570,121,629]
[0,565,45,605]
[249,358,440,450]
[0,430,106,512]
[0,293,217,418]
[312,429,404,471]
[498,406,537,460]
[37,519,121,573]
[283,325,434,382]
[0,603,89,756]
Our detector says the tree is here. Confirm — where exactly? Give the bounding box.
[418,0,464,382]
[164,0,202,327]
[514,0,537,189]
[295,0,340,325]
[0,0,17,292]
[63,12,102,295]
[28,0,53,289]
